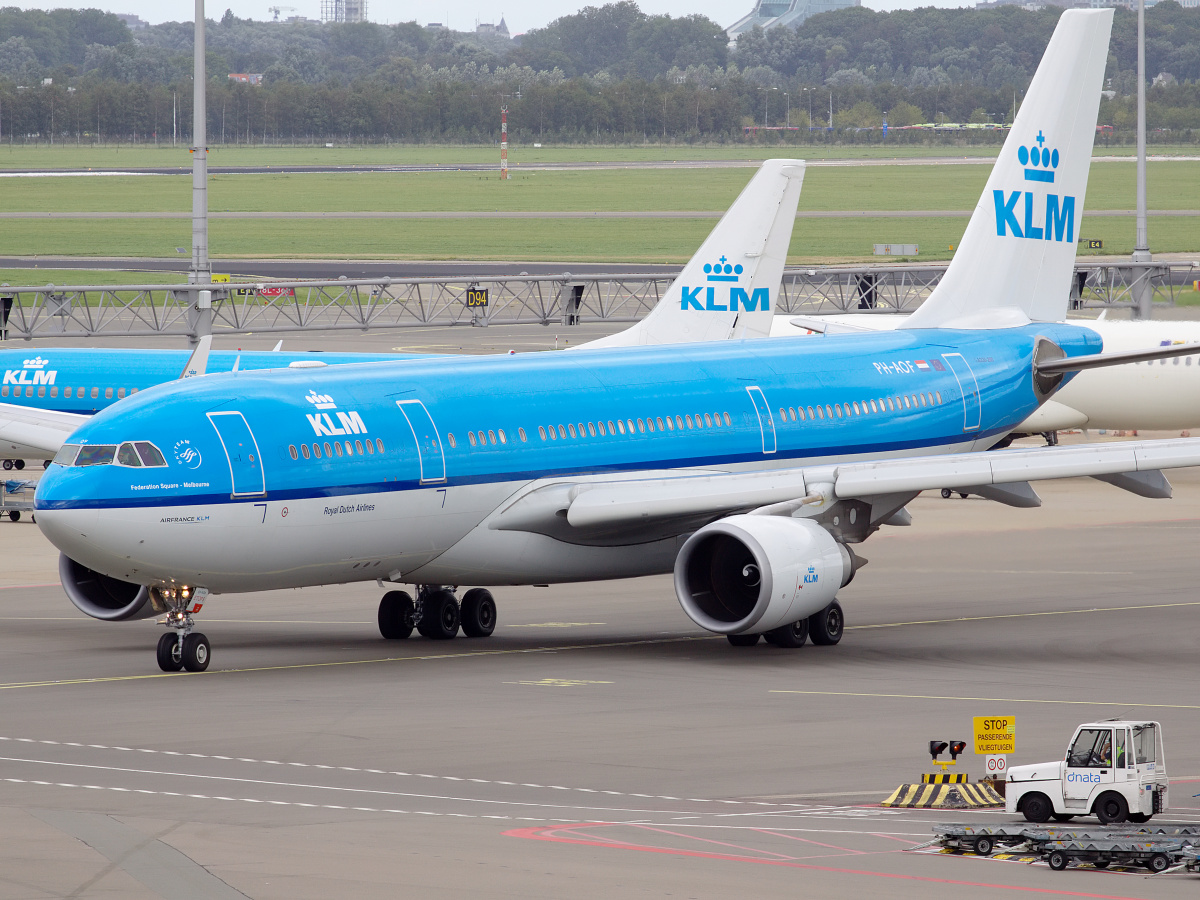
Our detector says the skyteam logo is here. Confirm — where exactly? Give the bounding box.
[173,439,203,469]
[994,130,1075,243]
[680,255,769,312]
[3,356,57,386]
[304,390,369,437]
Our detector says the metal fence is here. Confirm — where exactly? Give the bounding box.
[1,261,1196,340]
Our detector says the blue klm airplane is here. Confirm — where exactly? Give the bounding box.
[34,10,1200,674]
[0,344,407,468]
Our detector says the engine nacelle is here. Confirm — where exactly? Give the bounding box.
[59,553,156,621]
[674,516,851,635]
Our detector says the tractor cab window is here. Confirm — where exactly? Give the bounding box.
[1133,724,1157,764]
[1067,728,1112,768]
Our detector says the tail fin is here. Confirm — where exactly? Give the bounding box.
[905,9,1113,330]
[579,159,805,349]
[180,334,212,379]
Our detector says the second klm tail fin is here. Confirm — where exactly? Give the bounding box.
[580,159,805,349]
[905,8,1114,329]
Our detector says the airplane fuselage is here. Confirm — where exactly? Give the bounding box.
[36,324,1099,594]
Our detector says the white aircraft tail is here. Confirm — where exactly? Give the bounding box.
[905,9,1113,329]
[580,159,805,349]
[180,334,212,379]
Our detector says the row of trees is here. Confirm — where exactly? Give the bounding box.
[2,76,1197,144]
[3,3,1200,90]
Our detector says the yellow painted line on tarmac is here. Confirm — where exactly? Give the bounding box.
[847,599,1200,630]
[770,689,1200,710]
[0,635,711,692]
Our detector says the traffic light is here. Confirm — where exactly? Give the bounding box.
[949,740,967,760]
[930,740,948,761]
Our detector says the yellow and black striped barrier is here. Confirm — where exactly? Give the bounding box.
[882,781,1003,809]
[921,772,968,784]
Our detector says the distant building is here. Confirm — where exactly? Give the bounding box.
[425,21,448,30]
[320,0,366,24]
[977,0,1167,8]
[116,13,149,29]
[727,0,860,44]
[228,73,264,85]
[476,17,510,37]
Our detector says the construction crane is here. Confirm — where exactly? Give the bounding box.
[269,5,297,21]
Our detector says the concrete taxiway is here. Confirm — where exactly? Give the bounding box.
[2,325,1200,897]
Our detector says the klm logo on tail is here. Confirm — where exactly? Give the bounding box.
[993,131,1076,243]
[680,256,770,312]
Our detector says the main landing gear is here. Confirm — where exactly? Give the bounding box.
[2,459,25,470]
[153,585,211,673]
[725,598,845,649]
[378,585,497,641]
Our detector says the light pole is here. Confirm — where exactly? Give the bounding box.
[784,92,790,128]
[1132,0,1152,318]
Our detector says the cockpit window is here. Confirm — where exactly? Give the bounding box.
[53,444,81,466]
[134,442,167,467]
[76,445,117,467]
[117,443,143,467]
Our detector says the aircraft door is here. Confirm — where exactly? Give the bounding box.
[1063,727,1116,805]
[941,353,981,432]
[206,411,266,497]
[745,386,777,454]
[396,400,447,483]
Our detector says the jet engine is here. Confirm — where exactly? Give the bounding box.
[673,516,855,635]
[59,554,156,621]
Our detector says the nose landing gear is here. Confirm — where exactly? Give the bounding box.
[377,586,498,641]
[153,585,211,672]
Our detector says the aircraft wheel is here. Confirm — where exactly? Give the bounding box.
[940,488,952,499]
[13,459,23,470]
[2,460,11,470]
[808,599,844,645]
[1095,792,1128,825]
[156,633,183,672]
[1047,850,1069,871]
[181,633,211,672]
[417,590,459,640]
[726,633,760,646]
[43,459,51,469]
[764,618,808,648]
[460,588,497,637]
[378,590,415,639]
[7,511,19,522]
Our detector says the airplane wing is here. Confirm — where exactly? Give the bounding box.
[494,438,1200,539]
[0,403,87,459]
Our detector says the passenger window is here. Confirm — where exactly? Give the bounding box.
[712,412,721,427]
[448,434,457,449]
[779,408,787,421]
[366,440,374,454]
[835,405,843,418]
[617,420,626,434]
[488,430,497,445]
[321,441,331,457]
[105,387,113,399]
[807,406,815,420]
[704,413,713,428]
[289,445,299,459]
[301,444,311,459]
[131,388,138,393]
[548,426,557,441]
[852,402,860,415]
[723,412,732,426]
[25,386,32,397]
[588,422,597,437]
[598,421,607,436]
[558,425,566,439]
[869,400,877,413]
[375,439,384,453]
[920,394,927,407]
[646,418,655,433]
[519,428,527,442]
[903,396,911,409]
[334,442,343,457]
[478,431,486,446]
[38,386,46,398]
[0,386,7,397]
[657,417,666,431]
[538,426,547,440]
[638,419,646,433]
[817,406,825,419]
[314,443,323,458]
[797,407,805,421]
[608,420,617,434]
[118,388,125,399]
[666,417,675,431]
[91,387,99,399]
[568,424,577,438]
[345,441,353,455]
[936,391,942,404]
[50,386,58,398]
[117,443,142,467]
[685,415,693,429]
[626,419,635,433]
[76,445,117,467]
[788,407,796,422]
[499,429,507,444]
[468,432,477,447]
[63,386,71,398]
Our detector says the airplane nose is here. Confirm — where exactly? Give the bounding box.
[35,468,99,558]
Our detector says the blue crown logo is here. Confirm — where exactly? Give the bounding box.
[1018,130,1059,183]
[703,256,743,283]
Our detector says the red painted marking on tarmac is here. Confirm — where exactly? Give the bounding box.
[750,828,866,854]
[869,832,923,845]
[503,823,1160,899]
[625,824,799,860]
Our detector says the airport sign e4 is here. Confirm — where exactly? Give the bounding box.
[973,716,1015,754]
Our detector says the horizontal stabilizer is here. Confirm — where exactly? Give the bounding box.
[1037,341,1200,373]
